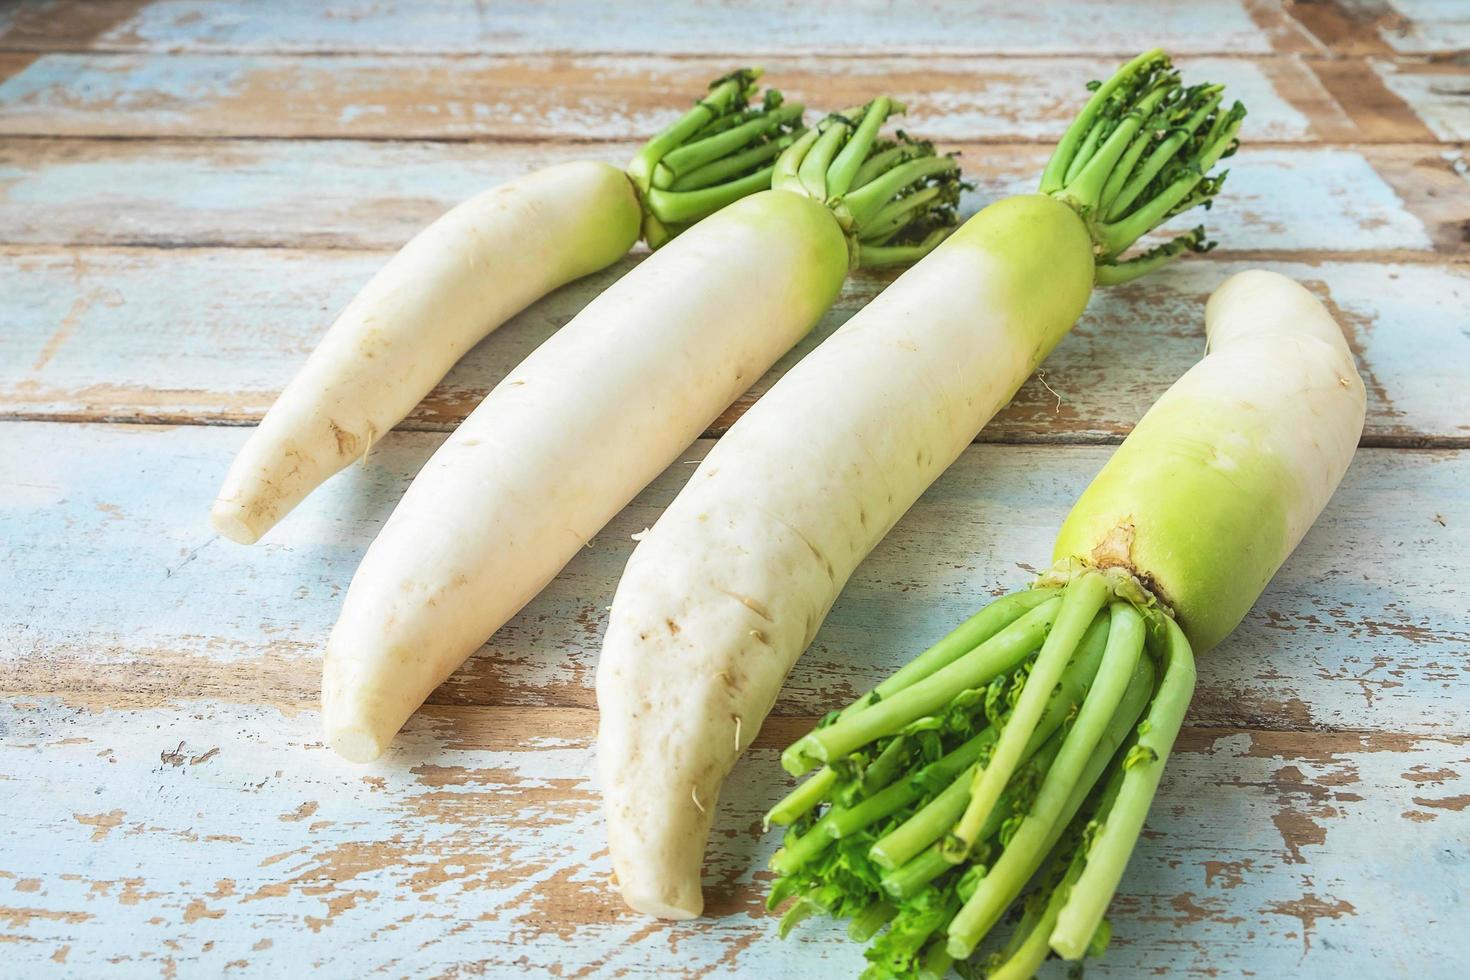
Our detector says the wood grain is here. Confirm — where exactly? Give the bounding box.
[0,53,1337,142]
[2,1,1467,976]
[4,250,1466,445]
[0,698,1464,977]
[1372,59,1470,142]
[0,0,1311,56]
[1,139,1461,254]
[1287,0,1470,55]
[2,423,1465,735]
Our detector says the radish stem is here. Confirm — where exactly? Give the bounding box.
[780,597,1061,774]
[767,269,1361,974]
[602,49,1249,931]
[765,589,1053,828]
[947,573,1109,858]
[1049,615,1195,957]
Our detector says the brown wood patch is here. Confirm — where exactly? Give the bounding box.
[0,0,153,50]
[1284,0,1406,55]
[1305,57,1440,142]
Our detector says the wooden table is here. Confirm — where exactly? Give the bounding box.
[2,2,1467,976]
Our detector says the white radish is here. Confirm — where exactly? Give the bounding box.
[596,50,1246,918]
[322,189,847,763]
[1051,268,1367,650]
[211,70,801,544]
[320,100,966,764]
[768,270,1365,973]
[211,162,638,544]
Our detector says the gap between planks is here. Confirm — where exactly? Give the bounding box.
[2,411,1465,451]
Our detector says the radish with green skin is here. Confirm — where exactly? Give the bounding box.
[322,99,965,764]
[769,269,1365,975]
[597,49,1243,921]
[211,70,802,544]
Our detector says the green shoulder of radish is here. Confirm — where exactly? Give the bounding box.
[768,269,1364,976]
[211,68,803,545]
[320,96,966,765]
[595,49,1246,921]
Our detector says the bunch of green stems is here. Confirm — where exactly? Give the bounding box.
[768,570,1194,978]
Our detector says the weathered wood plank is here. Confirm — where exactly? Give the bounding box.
[0,0,152,56]
[1373,60,1470,141]
[0,53,1328,142]
[0,698,1464,976]
[1381,0,1470,53]
[0,138,620,248]
[4,251,1466,445]
[1285,0,1470,55]
[0,139,1459,254]
[0,0,1310,56]
[1,423,1465,734]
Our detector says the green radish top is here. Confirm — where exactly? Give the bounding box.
[771,98,966,268]
[1040,48,1246,285]
[625,68,807,248]
[1050,271,1366,651]
[761,56,1259,975]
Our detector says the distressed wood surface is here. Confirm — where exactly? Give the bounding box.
[2,0,1469,977]
[0,53,1372,143]
[2,700,1466,978]
[1,422,1468,975]
[2,423,1466,733]
[1,139,1464,254]
[4,251,1468,445]
[0,0,1314,56]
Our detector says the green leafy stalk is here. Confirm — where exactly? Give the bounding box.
[773,100,967,269]
[1042,49,1246,284]
[767,590,1054,829]
[945,609,1152,956]
[626,69,806,247]
[781,597,1061,775]
[1049,614,1196,958]
[981,771,1123,980]
[947,574,1110,859]
[872,615,1111,873]
[768,571,1195,979]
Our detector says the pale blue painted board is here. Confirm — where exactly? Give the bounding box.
[0,142,1438,253]
[0,699,1463,977]
[0,422,1465,734]
[1374,60,1470,142]
[1384,0,1470,53]
[4,253,1465,445]
[69,0,1285,56]
[0,53,1319,142]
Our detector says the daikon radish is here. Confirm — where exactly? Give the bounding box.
[323,99,966,764]
[211,70,801,544]
[769,270,1364,975]
[597,49,1246,919]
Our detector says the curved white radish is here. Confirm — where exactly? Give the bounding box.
[596,51,1247,919]
[765,271,1364,972]
[596,196,1093,919]
[1053,269,1366,650]
[323,189,849,763]
[211,162,639,544]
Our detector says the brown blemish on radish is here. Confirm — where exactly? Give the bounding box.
[717,589,773,623]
